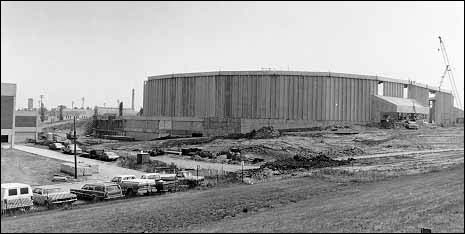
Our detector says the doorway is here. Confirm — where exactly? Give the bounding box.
[429,100,436,123]
[1,135,9,143]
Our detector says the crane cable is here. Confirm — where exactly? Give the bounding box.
[438,36,463,109]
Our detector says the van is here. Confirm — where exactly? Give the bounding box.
[1,183,34,211]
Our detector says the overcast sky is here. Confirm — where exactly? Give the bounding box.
[1,1,464,110]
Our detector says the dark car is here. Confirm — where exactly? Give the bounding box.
[48,142,65,150]
[70,182,123,201]
[89,149,120,161]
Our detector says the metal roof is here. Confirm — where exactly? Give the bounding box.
[147,70,451,94]
[373,95,429,114]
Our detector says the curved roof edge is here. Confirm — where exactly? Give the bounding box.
[147,70,451,94]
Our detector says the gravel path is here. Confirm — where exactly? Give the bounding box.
[335,148,464,160]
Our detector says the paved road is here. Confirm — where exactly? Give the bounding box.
[13,144,145,190]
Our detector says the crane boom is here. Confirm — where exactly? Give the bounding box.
[438,36,462,109]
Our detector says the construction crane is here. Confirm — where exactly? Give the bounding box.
[438,36,462,109]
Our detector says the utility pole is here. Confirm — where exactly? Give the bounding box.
[241,161,244,183]
[40,95,44,122]
[74,116,77,179]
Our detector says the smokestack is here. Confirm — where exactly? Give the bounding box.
[131,89,135,110]
[28,98,33,110]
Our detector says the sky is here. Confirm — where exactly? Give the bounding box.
[1,1,464,110]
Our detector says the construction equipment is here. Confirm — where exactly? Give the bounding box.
[438,36,462,109]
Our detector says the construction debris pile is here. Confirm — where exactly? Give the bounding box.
[223,126,281,139]
[260,149,357,171]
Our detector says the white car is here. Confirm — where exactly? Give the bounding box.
[32,187,77,207]
[140,173,162,181]
[1,183,34,211]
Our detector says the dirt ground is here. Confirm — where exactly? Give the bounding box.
[81,126,464,168]
[2,164,463,233]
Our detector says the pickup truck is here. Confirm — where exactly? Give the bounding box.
[140,173,180,193]
[110,175,157,197]
[70,182,123,201]
[32,187,77,208]
[89,149,120,161]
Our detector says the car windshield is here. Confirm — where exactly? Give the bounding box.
[111,177,120,182]
[44,188,62,194]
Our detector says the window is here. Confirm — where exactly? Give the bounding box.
[82,185,93,190]
[20,187,29,195]
[106,186,118,193]
[95,186,105,192]
[8,189,17,196]
[33,188,42,195]
[111,177,121,183]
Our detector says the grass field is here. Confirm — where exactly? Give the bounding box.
[2,164,463,233]
[1,149,66,186]
[184,164,464,233]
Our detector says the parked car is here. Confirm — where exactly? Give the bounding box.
[140,173,161,181]
[406,121,419,130]
[48,142,65,150]
[1,183,34,212]
[70,182,123,201]
[176,170,205,188]
[148,148,164,156]
[177,170,205,182]
[110,175,157,197]
[62,144,82,154]
[140,173,179,193]
[32,187,77,208]
[89,149,120,161]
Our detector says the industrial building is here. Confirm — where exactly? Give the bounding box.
[94,106,138,117]
[93,71,458,140]
[14,110,39,143]
[1,83,17,147]
[61,108,94,120]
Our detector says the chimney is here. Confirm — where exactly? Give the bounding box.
[28,98,33,110]
[131,89,135,110]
